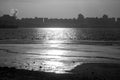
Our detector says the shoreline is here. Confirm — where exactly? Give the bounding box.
[0,63,120,80]
[0,40,120,45]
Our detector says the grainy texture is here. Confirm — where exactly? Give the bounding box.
[0,63,120,80]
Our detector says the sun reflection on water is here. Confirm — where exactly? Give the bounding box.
[22,28,82,74]
[45,28,66,40]
[40,49,83,74]
[44,61,65,73]
[46,28,65,31]
[47,40,65,43]
[36,28,75,40]
[42,60,82,74]
[45,49,66,56]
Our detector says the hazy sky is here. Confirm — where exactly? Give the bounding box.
[0,0,120,18]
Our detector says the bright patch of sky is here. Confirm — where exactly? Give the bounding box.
[0,0,120,18]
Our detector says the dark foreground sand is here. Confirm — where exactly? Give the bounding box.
[0,63,120,80]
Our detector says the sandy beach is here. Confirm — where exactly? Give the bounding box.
[0,40,120,45]
[0,63,120,80]
[0,41,120,80]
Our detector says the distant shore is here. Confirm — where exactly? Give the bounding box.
[1,14,120,28]
[0,63,120,80]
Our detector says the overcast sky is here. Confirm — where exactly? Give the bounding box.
[0,0,120,18]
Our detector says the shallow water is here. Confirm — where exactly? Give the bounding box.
[0,28,120,41]
[0,28,120,74]
[0,43,120,74]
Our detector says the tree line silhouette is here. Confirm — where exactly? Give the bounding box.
[0,13,120,28]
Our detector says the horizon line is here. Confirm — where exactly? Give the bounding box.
[1,13,120,19]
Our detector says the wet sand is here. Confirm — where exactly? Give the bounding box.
[0,41,120,80]
[0,63,120,80]
[0,40,120,45]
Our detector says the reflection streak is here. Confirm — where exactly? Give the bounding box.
[38,47,83,74]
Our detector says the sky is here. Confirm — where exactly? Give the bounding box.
[0,0,120,19]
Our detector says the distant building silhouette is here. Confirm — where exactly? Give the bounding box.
[0,13,120,28]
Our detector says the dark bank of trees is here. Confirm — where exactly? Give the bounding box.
[0,14,120,28]
[0,15,18,28]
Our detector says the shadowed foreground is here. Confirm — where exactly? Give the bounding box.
[0,63,120,80]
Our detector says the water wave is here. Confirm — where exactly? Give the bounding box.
[0,48,120,61]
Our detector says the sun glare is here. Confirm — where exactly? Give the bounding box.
[45,50,66,56]
[48,40,65,43]
[47,28,65,31]
[42,60,83,74]
[36,28,68,40]
[44,61,65,73]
